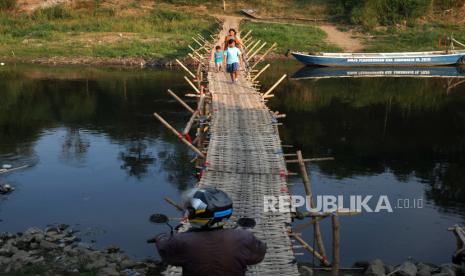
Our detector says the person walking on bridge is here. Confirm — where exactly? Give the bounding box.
[223,28,243,50]
[225,39,243,83]
[154,187,267,276]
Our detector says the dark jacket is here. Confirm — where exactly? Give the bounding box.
[155,228,267,276]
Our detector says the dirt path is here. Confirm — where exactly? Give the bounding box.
[318,24,363,52]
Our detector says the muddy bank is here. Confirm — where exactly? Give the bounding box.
[0,225,163,275]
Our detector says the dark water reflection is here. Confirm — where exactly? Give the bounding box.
[261,61,465,265]
[1,62,465,265]
[0,65,196,259]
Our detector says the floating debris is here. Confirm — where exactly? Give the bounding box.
[0,164,29,174]
[0,184,15,195]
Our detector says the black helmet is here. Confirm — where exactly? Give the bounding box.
[183,187,233,229]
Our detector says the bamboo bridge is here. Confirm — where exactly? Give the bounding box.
[154,16,341,276]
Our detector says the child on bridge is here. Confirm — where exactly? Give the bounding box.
[225,39,243,83]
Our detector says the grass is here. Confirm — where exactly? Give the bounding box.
[241,21,341,53]
[0,2,219,60]
[363,23,465,52]
[160,0,328,19]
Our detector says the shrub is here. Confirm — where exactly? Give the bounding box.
[152,9,190,21]
[0,0,16,10]
[330,0,432,29]
[31,4,72,20]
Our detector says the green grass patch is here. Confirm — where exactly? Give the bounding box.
[241,21,341,53]
[0,5,219,60]
[363,23,465,52]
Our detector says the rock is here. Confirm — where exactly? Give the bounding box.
[57,224,70,231]
[30,242,39,250]
[438,268,455,276]
[0,243,18,257]
[11,250,30,262]
[40,239,58,250]
[364,259,385,276]
[440,264,459,273]
[418,268,432,276]
[0,184,15,195]
[106,245,120,254]
[354,260,370,268]
[417,263,433,272]
[121,258,137,269]
[384,264,395,274]
[298,265,313,276]
[99,267,121,276]
[0,256,9,265]
[398,261,417,276]
[85,257,107,270]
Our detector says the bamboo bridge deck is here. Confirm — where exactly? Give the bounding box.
[196,21,299,275]
[200,27,298,275]
[159,17,300,276]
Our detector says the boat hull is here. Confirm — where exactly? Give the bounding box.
[291,52,465,67]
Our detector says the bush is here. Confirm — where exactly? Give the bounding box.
[0,0,16,10]
[330,0,431,29]
[31,4,72,20]
[435,0,465,8]
[152,9,190,21]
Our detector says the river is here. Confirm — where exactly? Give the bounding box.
[0,62,464,265]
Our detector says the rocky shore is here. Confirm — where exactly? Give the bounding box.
[0,225,163,275]
[2,225,463,275]
[298,259,464,276]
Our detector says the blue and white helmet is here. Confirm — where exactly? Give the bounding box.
[183,187,233,229]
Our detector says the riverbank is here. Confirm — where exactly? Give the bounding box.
[0,1,220,65]
[2,225,462,275]
[0,226,163,275]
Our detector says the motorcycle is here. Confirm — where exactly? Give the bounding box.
[147,213,256,243]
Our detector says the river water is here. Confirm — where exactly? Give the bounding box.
[0,62,464,265]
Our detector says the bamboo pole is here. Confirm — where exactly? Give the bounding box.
[176,59,196,79]
[192,37,203,47]
[252,43,277,69]
[252,64,271,81]
[262,74,287,97]
[164,197,184,212]
[243,35,253,45]
[183,95,205,135]
[190,47,204,59]
[247,40,261,55]
[243,36,253,47]
[247,42,267,62]
[291,234,330,266]
[286,157,335,163]
[452,38,465,48]
[153,113,205,158]
[331,214,340,276]
[188,53,200,63]
[242,29,252,40]
[297,150,328,266]
[167,89,194,113]
[197,33,206,43]
[184,76,201,94]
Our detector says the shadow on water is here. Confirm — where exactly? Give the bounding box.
[260,61,465,264]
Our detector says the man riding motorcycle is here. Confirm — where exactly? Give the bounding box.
[154,187,267,276]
